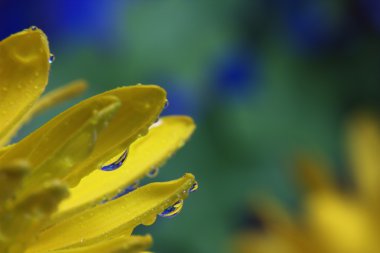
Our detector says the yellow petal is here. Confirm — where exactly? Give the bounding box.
[0,28,50,146]
[50,235,152,253]
[64,85,166,185]
[235,232,303,253]
[346,113,380,204]
[1,95,121,191]
[57,116,195,215]
[0,144,14,157]
[30,79,88,117]
[1,80,88,144]
[306,192,378,253]
[21,96,121,191]
[0,160,29,206]
[28,174,195,253]
[0,180,68,253]
[0,85,166,187]
[294,156,334,193]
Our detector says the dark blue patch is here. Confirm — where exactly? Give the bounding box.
[101,149,128,171]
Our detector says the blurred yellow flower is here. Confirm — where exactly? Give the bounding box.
[235,113,380,253]
[0,28,197,253]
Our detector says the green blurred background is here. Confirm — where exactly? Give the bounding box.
[3,0,380,252]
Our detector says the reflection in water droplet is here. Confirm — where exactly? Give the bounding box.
[164,99,169,109]
[159,200,183,218]
[111,181,140,200]
[189,181,199,193]
[49,54,55,63]
[101,149,128,171]
[146,167,159,178]
[149,118,162,129]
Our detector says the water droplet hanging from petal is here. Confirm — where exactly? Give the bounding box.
[146,167,159,178]
[101,149,128,171]
[189,181,198,193]
[49,54,55,64]
[159,200,183,218]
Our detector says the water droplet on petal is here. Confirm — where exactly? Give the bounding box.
[101,149,128,171]
[189,181,199,193]
[164,99,169,109]
[30,26,37,31]
[149,118,162,129]
[146,167,159,178]
[49,54,55,64]
[159,200,183,218]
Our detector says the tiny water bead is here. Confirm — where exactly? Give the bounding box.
[49,54,55,64]
[159,200,184,218]
[29,26,37,31]
[146,167,159,178]
[164,99,169,109]
[189,181,199,193]
[149,118,162,130]
[101,149,128,171]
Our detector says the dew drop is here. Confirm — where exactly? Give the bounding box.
[149,118,162,130]
[164,99,169,109]
[49,54,55,64]
[159,200,183,218]
[189,181,199,193]
[146,167,159,178]
[101,149,128,171]
[30,26,37,31]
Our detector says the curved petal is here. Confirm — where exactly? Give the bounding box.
[0,180,68,253]
[0,160,29,206]
[29,79,88,117]
[305,192,377,253]
[0,28,50,146]
[49,235,152,253]
[0,95,121,187]
[20,96,121,191]
[346,113,380,204]
[0,144,14,157]
[4,80,88,143]
[65,85,167,185]
[28,174,195,253]
[57,116,195,215]
[0,85,166,187]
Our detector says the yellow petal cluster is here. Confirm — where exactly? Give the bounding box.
[0,28,197,253]
[235,113,380,253]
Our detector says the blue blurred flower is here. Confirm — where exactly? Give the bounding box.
[212,48,258,98]
[360,0,380,32]
[282,0,343,53]
[0,0,123,46]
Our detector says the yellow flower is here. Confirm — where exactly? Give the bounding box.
[235,113,380,253]
[0,28,197,253]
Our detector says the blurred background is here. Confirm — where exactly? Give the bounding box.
[3,0,380,252]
